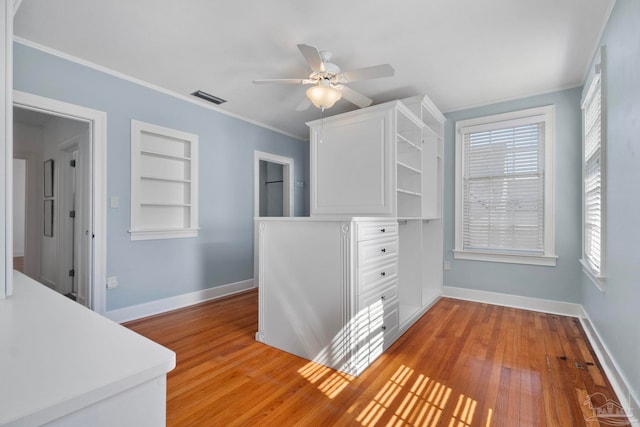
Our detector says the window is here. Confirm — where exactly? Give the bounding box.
[454,106,556,266]
[581,58,605,289]
[130,120,199,240]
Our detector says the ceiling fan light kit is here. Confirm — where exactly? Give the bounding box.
[253,43,394,111]
[306,82,342,110]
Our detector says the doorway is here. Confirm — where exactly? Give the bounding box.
[259,160,285,217]
[13,106,91,306]
[11,91,107,314]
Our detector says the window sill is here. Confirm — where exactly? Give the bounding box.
[453,250,558,266]
[580,258,606,292]
[129,228,199,241]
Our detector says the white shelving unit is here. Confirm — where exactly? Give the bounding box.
[130,120,199,240]
[403,95,446,307]
[257,96,445,377]
[396,105,424,220]
[307,97,446,333]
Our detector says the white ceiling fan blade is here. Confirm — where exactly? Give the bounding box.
[337,85,373,108]
[253,78,311,85]
[295,96,312,111]
[341,64,394,82]
[297,44,325,72]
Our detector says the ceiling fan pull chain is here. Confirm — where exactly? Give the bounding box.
[319,107,325,144]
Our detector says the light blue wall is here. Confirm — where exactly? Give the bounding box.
[580,0,640,408]
[443,87,583,302]
[14,42,310,311]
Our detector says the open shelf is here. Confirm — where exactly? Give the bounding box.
[131,120,198,240]
[140,149,190,161]
[397,191,421,218]
[396,161,421,174]
[141,175,191,183]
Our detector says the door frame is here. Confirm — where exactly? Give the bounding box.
[253,151,294,287]
[13,91,107,314]
[254,151,294,218]
[2,0,14,298]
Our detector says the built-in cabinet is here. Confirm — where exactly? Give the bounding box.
[257,95,445,376]
[308,97,445,333]
[256,218,399,376]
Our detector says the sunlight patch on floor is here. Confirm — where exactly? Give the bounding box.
[352,364,492,426]
[297,361,355,399]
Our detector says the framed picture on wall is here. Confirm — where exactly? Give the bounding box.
[44,159,54,197]
[44,199,54,237]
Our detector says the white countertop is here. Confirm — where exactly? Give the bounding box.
[0,272,176,426]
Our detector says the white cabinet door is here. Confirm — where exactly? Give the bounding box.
[310,109,394,215]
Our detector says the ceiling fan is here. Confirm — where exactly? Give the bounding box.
[253,44,394,111]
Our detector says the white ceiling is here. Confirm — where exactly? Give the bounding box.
[14,0,614,140]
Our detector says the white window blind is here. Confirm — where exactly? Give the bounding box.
[462,120,545,254]
[583,75,602,275]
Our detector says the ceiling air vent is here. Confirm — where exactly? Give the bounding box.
[191,90,227,105]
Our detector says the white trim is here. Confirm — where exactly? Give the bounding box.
[453,250,558,267]
[2,0,14,299]
[580,258,606,292]
[254,151,295,218]
[105,279,255,324]
[13,37,306,142]
[454,105,556,264]
[442,285,583,317]
[13,90,108,315]
[580,307,640,426]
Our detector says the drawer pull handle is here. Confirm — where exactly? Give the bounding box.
[380,271,386,277]
[381,325,387,331]
[380,228,386,233]
[381,248,386,253]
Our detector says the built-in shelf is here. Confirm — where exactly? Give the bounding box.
[140,202,192,207]
[397,189,421,197]
[131,120,199,241]
[140,175,191,184]
[140,149,191,161]
[397,161,421,174]
[396,134,422,151]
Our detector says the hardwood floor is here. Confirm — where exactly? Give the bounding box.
[125,291,630,426]
[13,256,24,273]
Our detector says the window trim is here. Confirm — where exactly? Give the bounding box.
[130,120,199,241]
[454,105,556,266]
[580,47,606,292]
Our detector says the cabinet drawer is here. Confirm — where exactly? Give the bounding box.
[358,237,398,267]
[356,221,398,241]
[381,305,399,351]
[359,262,398,294]
[359,282,398,309]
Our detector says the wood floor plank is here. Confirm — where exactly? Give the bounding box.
[125,292,631,426]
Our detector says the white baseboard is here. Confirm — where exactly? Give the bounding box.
[579,308,640,426]
[106,279,256,323]
[443,285,638,425]
[442,285,583,317]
